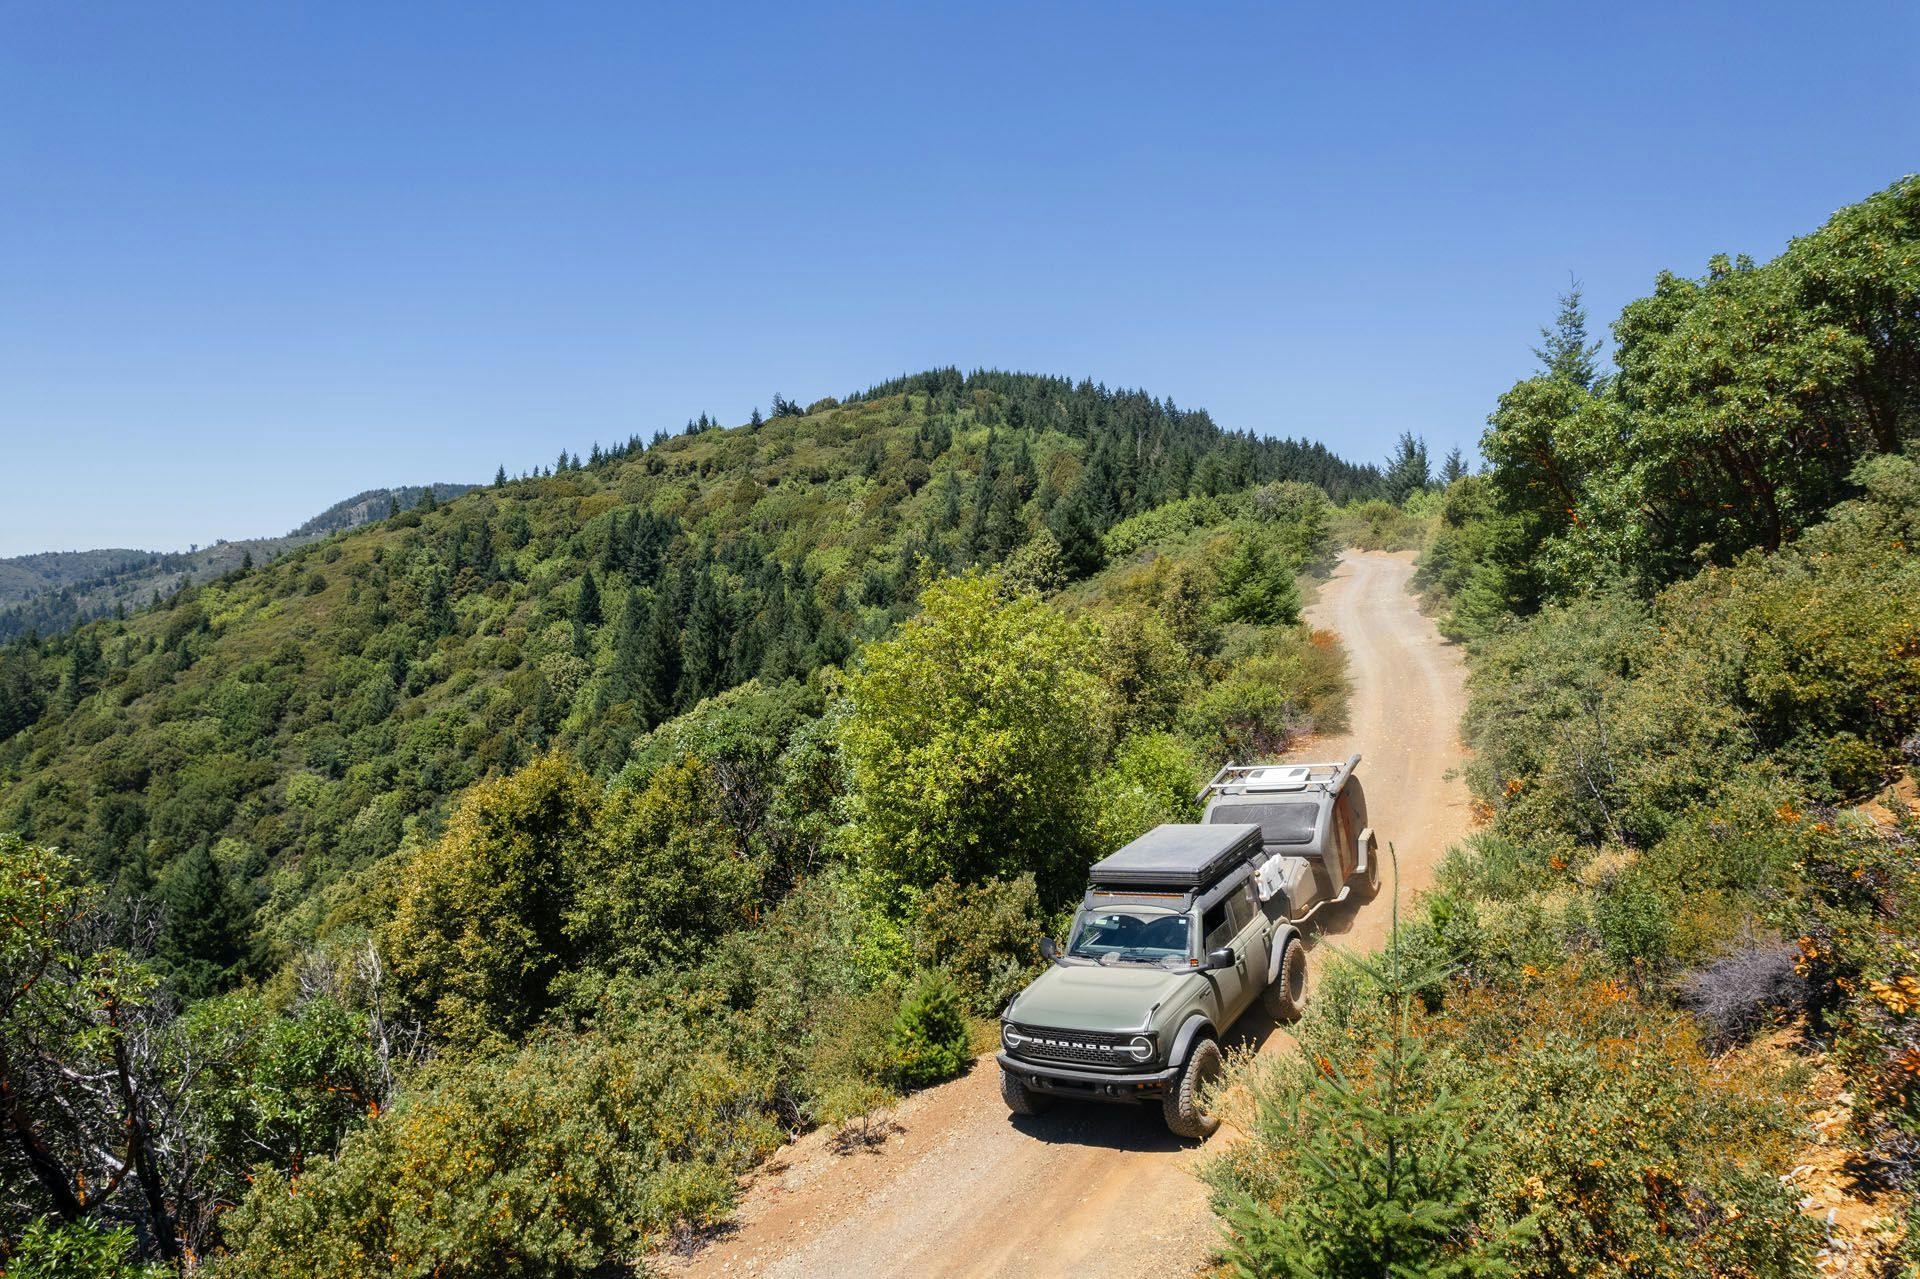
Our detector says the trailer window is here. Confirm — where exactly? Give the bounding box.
[1219,802,1318,846]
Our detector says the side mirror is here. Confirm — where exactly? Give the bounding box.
[1204,946,1236,971]
[1039,936,1060,963]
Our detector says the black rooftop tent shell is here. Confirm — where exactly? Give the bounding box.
[1087,823,1263,889]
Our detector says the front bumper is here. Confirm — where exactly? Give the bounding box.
[996,1052,1180,1102]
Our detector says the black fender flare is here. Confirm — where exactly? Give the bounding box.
[1266,923,1303,987]
[1168,1014,1218,1068]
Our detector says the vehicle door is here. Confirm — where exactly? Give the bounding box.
[1225,880,1269,1016]
[1199,896,1248,1022]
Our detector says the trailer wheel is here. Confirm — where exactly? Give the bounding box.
[1001,1067,1051,1116]
[1263,939,1308,1023]
[1163,1037,1222,1140]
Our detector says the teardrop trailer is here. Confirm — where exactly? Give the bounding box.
[996,754,1380,1137]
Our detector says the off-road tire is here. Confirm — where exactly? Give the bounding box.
[1163,1037,1222,1140]
[1263,939,1308,1023]
[1001,1067,1051,1116]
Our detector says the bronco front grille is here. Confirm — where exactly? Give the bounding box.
[1009,1025,1135,1068]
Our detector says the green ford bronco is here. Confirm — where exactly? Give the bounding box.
[997,755,1378,1138]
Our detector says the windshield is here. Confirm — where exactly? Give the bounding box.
[1066,904,1192,964]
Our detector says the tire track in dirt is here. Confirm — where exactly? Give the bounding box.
[666,550,1471,1279]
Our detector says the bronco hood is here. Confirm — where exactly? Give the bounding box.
[1005,962,1192,1034]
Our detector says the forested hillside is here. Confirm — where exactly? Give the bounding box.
[1209,174,1920,1275]
[0,484,475,643]
[0,370,1374,1273]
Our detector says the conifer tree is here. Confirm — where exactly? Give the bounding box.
[1384,433,1431,504]
[680,570,730,705]
[494,464,508,487]
[573,570,602,628]
[1533,275,1602,390]
[636,571,687,726]
[1046,487,1104,579]
[158,842,250,1000]
[419,485,437,512]
[1440,447,1469,486]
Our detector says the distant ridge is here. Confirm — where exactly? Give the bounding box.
[0,482,474,640]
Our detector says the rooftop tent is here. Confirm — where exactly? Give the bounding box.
[1088,823,1263,889]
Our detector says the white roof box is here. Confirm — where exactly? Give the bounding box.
[1239,766,1311,791]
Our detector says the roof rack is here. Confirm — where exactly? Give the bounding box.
[1195,753,1361,803]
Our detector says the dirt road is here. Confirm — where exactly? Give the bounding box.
[671,550,1471,1279]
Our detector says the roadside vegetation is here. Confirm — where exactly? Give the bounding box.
[0,372,1360,1274]
[1207,174,1920,1276]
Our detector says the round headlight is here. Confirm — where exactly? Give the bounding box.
[1002,1024,1028,1051]
[1127,1035,1155,1063]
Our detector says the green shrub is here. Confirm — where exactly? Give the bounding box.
[1179,627,1347,762]
[210,1026,778,1278]
[1591,862,1675,972]
[1088,732,1200,852]
[884,969,971,1089]
[1209,967,1815,1279]
[1096,611,1194,737]
[907,874,1044,1016]
[1332,498,1427,551]
[3,1218,168,1279]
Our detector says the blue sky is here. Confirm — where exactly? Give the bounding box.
[2,2,1915,556]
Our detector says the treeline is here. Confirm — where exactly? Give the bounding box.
[1210,173,1920,1276]
[851,367,1388,504]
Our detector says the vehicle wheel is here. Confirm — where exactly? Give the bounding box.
[1360,845,1382,899]
[1263,939,1308,1023]
[1163,1037,1222,1140]
[1001,1067,1051,1116]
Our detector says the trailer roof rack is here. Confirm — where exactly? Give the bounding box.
[1194,753,1361,804]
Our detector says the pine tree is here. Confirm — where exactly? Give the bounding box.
[635,565,690,725]
[1533,275,1603,390]
[494,464,508,487]
[1214,531,1300,626]
[158,842,250,1000]
[419,485,437,512]
[749,407,764,428]
[387,495,401,519]
[1440,447,1469,486]
[680,569,730,705]
[607,589,649,706]
[1384,433,1431,504]
[573,570,602,628]
[1046,487,1104,579]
